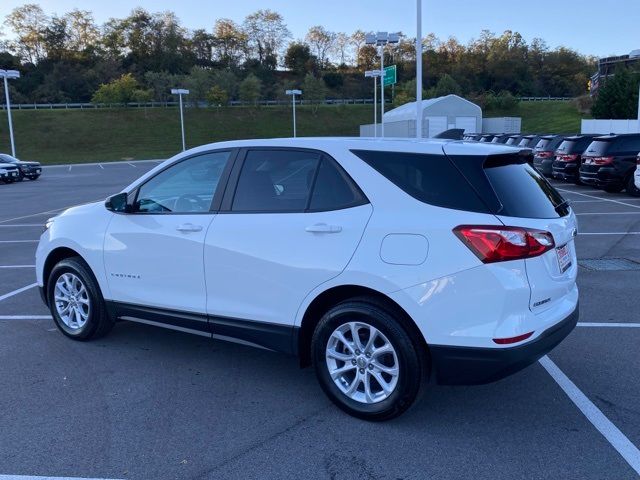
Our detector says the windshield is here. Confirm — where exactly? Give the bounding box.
[0,154,18,163]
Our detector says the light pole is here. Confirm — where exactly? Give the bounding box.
[365,70,382,137]
[1,69,21,157]
[365,32,400,138]
[285,89,302,137]
[416,0,423,139]
[171,88,190,151]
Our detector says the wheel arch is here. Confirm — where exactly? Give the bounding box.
[297,284,430,370]
[42,247,87,303]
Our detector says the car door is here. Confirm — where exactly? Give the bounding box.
[103,150,234,331]
[203,148,372,349]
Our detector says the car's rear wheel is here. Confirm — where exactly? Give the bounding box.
[626,174,640,197]
[47,257,114,340]
[312,298,426,421]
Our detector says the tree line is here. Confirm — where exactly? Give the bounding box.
[0,4,598,107]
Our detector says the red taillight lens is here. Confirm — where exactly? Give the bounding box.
[536,151,553,158]
[493,331,534,345]
[556,154,579,162]
[592,156,614,165]
[453,225,555,263]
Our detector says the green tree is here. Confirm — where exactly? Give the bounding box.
[91,73,144,104]
[592,67,640,119]
[284,42,313,76]
[239,73,262,105]
[206,85,228,106]
[428,73,462,98]
[302,73,327,113]
[4,4,48,63]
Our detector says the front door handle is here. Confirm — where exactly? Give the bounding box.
[176,223,203,233]
[305,223,342,234]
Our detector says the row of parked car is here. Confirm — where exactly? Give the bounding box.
[463,133,640,196]
[0,153,42,183]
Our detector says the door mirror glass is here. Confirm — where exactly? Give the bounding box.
[105,192,130,213]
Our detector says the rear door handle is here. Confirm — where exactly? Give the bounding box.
[305,223,342,234]
[176,223,203,233]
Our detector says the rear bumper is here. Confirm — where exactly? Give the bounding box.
[579,166,624,187]
[429,303,578,385]
[534,158,554,176]
[552,161,579,181]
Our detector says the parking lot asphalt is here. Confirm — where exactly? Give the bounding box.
[0,162,639,480]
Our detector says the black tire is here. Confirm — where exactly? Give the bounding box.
[47,257,114,340]
[28,176,39,181]
[626,174,640,197]
[312,297,426,421]
[603,183,624,193]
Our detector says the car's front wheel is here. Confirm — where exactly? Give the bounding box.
[312,298,426,421]
[47,257,114,340]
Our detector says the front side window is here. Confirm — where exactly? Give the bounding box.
[135,151,231,213]
[232,150,320,212]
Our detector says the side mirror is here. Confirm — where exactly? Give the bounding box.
[105,192,131,213]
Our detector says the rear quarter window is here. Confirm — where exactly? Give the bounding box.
[351,150,490,213]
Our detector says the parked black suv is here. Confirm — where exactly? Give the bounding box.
[0,154,42,181]
[532,135,566,177]
[490,134,512,144]
[505,135,524,146]
[579,134,640,194]
[552,135,601,184]
[517,135,543,148]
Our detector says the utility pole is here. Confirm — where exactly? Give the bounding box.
[1,69,21,156]
[416,0,423,139]
[171,88,190,151]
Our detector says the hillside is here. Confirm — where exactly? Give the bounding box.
[0,101,587,164]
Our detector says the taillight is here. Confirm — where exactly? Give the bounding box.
[556,154,579,162]
[591,156,614,165]
[536,151,553,158]
[453,225,555,263]
[636,155,640,166]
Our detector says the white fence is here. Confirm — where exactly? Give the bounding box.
[581,119,640,134]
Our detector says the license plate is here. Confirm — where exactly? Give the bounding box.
[556,244,571,273]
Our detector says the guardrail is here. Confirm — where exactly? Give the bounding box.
[517,96,573,101]
[0,98,380,110]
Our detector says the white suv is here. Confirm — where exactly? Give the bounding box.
[36,138,579,420]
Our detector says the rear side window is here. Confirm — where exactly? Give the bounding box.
[614,136,640,152]
[483,159,567,218]
[309,158,367,211]
[232,150,320,212]
[351,150,490,213]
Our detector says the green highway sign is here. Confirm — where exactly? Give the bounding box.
[383,65,397,86]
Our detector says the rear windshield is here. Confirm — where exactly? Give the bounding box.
[556,137,592,154]
[483,159,567,218]
[534,138,551,150]
[351,150,490,213]
[584,140,612,156]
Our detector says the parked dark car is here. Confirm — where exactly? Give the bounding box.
[463,134,482,141]
[532,135,566,177]
[490,134,512,144]
[434,128,465,140]
[517,135,543,148]
[552,135,602,184]
[505,135,524,146]
[0,162,20,183]
[478,134,496,143]
[579,134,640,194]
[0,154,42,181]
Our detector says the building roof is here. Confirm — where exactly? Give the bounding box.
[382,95,482,122]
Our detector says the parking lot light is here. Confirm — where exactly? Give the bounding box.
[365,32,400,138]
[0,69,21,157]
[170,88,190,151]
[365,70,382,137]
[285,89,302,138]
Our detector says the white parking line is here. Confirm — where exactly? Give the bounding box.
[539,356,640,475]
[0,315,51,320]
[0,283,38,302]
[0,476,123,480]
[578,322,640,328]
[127,162,137,167]
[68,165,72,172]
[98,164,104,169]
[0,224,44,227]
[557,188,640,210]
[0,265,35,269]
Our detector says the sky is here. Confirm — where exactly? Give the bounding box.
[1,0,638,58]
